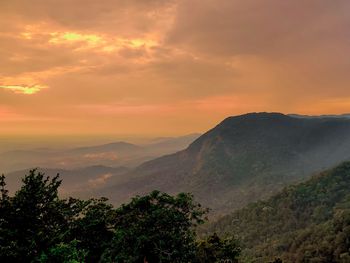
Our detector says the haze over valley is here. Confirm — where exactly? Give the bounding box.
[4,112,350,216]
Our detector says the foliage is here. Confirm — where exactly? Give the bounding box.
[209,162,350,262]
[69,197,116,262]
[101,190,208,263]
[3,159,350,262]
[0,170,72,261]
[38,240,87,263]
[195,233,241,263]
[0,170,121,262]
[1,169,236,263]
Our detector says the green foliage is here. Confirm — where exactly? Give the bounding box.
[38,240,87,263]
[101,190,209,263]
[195,233,241,263]
[209,162,350,262]
[69,197,116,262]
[1,170,236,262]
[0,169,115,262]
[0,169,68,261]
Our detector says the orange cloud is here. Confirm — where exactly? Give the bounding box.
[48,30,158,54]
[0,0,350,136]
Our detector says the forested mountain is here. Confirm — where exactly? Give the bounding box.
[208,162,350,263]
[102,113,350,214]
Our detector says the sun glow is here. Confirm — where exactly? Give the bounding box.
[0,85,47,95]
[49,32,102,46]
[47,30,158,53]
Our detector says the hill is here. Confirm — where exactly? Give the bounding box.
[101,113,350,213]
[207,162,350,262]
[0,134,200,173]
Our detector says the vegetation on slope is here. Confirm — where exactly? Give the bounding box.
[208,162,350,262]
[3,160,350,262]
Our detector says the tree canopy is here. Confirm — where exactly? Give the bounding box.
[208,162,350,262]
[0,169,240,263]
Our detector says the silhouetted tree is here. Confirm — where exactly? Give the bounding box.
[0,170,243,263]
[0,169,68,261]
[101,190,209,263]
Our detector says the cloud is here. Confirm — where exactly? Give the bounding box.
[1,0,350,135]
[48,30,158,54]
[88,173,113,188]
[0,85,47,95]
[0,0,176,35]
[168,0,350,57]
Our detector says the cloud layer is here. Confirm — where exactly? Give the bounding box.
[1,0,350,135]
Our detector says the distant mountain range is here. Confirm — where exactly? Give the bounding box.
[207,161,350,262]
[100,113,350,214]
[4,112,350,216]
[2,134,200,196]
[0,134,200,173]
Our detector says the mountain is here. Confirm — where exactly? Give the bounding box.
[68,141,141,154]
[289,113,350,119]
[101,112,350,214]
[207,162,350,263]
[145,133,201,154]
[0,134,200,173]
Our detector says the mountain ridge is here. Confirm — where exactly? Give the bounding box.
[101,112,350,214]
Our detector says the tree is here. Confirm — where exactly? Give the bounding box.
[0,170,92,262]
[0,174,12,259]
[69,198,116,262]
[101,190,208,263]
[38,240,87,263]
[195,233,241,263]
[2,170,237,262]
[0,169,69,261]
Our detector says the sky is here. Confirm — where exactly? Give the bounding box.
[1,0,350,136]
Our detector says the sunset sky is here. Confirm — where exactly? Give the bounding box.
[1,0,350,136]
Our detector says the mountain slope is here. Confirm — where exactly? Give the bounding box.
[208,162,350,262]
[102,113,350,213]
